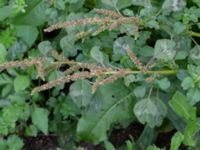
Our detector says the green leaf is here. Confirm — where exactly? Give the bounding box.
[126,140,134,150]
[169,91,196,121]
[0,140,7,150]
[65,0,79,3]
[0,118,8,135]
[153,98,167,125]
[162,0,186,12]
[54,0,65,10]
[38,41,53,56]
[16,25,38,47]
[101,0,118,7]
[181,77,195,90]
[90,46,104,65]
[175,36,191,60]
[0,6,13,21]
[77,80,134,143]
[113,36,135,61]
[14,75,30,92]
[184,118,200,146]
[0,28,16,48]
[156,78,171,90]
[31,107,48,135]
[11,0,47,26]
[136,125,154,149]
[147,145,162,150]
[134,98,156,128]
[70,79,93,108]
[25,125,38,137]
[189,45,200,65]
[124,74,136,86]
[154,39,176,61]
[104,141,116,150]
[170,132,184,150]
[173,22,186,34]
[186,88,200,105]
[192,0,200,7]
[134,98,167,128]
[133,86,146,98]
[7,135,24,150]
[132,0,151,7]
[60,35,77,57]
[0,43,7,64]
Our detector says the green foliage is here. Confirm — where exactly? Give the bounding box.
[170,132,184,150]
[31,106,49,135]
[14,75,30,92]
[169,91,196,121]
[0,43,7,63]
[77,80,134,143]
[69,79,92,107]
[134,98,167,128]
[0,0,200,149]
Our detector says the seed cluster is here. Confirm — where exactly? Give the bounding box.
[44,8,140,37]
[0,58,45,80]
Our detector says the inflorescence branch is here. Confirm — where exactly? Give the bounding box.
[44,8,140,37]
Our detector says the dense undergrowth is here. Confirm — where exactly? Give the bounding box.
[0,0,200,150]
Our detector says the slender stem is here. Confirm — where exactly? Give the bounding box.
[189,31,200,38]
[148,86,153,98]
[104,70,178,75]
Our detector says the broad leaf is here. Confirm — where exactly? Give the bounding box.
[189,45,200,65]
[162,0,186,12]
[77,80,134,143]
[60,35,77,57]
[147,145,162,150]
[16,25,38,47]
[181,77,195,90]
[136,125,154,149]
[90,46,104,65]
[0,118,8,135]
[133,86,146,98]
[38,41,53,56]
[192,0,200,7]
[113,36,135,61]
[11,0,47,26]
[175,36,191,60]
[0,6,13,21]
[134,98,167,128]
[70,79,93,108]
[14,75,30,92]
[184,118,200,146]
[132,0,151,7]
[169,91,196,121]
[154,39,176,61]
[101,0,118,7]
[7,135,24,150]
[170,132,184,150]
[31,107,48,135]
[104,141,116,150]
[186,88,200,105]
[156,78,171,91]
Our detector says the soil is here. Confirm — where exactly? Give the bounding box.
[23,123,187,150]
